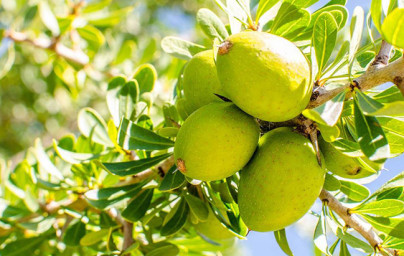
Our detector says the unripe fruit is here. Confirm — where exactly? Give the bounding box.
[195,207,235,241]
[182,50,225,114]
[174,102,260,181]
[238,127,325,232]
[319,138,382,179]
[175,98,194,121]
[216,31,312,122]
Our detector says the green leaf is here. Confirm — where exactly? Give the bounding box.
[313,12,338,80]
[117,118,174,150]
[33,139,64,180]
[197,8,229,41]
[87,7,133,27]
[323,173,341,191]
[160,199,189,236]
[82,0,112,13]
[159,166,186,191]
[271,7,310,40]
[256,0,279,21]
[303,90,346,126]
[78,108,114,147]
[161,36,206,60]
[77,25,105,51]
[335,228,373,253]
[39,2,59,36]
[184,194,209,221]
[85,183,144,209]
[53,141,102,164]
[80,229,109,246]
[122,189,154,222]
[370,0,382,33]
[331,138,364,157]
[158,127,179,138]
[348,7,364,66]
[63,220,86,246]
[382,8,404,48]
[374,86,404,103]
[100,153,171,177]
[339,241,351,256]
[355,88,384,114]
[313,208,330,255]
[0,236,46,256]
[377,187,403,200]
[134,64,157,94]
[384,237,404,250]
[145,244,180,256]
[113,40,136,65]
[274,229,294,256]
[362,215,404,238]
[352,199,404,217]
[340,180,370,201]
[378,117,404,156]
[353,98,390,161]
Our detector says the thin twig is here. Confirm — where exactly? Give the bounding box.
[4,30,89,66]
[308,42,403,109]
[319,190,396,256]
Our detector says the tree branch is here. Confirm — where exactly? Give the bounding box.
[4,30,89,66]
[309,41,403,108]
[319,189,396,256]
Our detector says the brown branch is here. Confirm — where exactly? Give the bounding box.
[122,221,134,252]
[308,41,403,109]
[4,30,89,66]
[319,189,396,256]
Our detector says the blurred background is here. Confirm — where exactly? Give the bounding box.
[0,0,402,255]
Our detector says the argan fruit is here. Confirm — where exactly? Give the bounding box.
[238,127,325,232]
[175,97,194,121]
[195,207,235,241]
[216,31,312,122]
[182,50,225,114]
[174,102,259,181]
[319,138,382,179]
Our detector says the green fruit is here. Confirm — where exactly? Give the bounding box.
[174,102,260,181]
[319,138,382,179]
[183,50,225,113]
[195,207,235,241]
[238,127,325,232]
[216,31,312,122]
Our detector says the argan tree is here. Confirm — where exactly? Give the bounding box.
[1,0,404,255]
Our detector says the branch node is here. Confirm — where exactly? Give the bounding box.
[349,80,360,92]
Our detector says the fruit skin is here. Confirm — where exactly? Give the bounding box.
[174,102,260,181]
[195,207,235,241]
[182,50,225,114]
[238,127,325,232]
[319,138,383,179]
[216,31,312,122]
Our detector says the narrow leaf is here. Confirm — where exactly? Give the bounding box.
[118,118,174,150]
[159,166,186,191]
[161,37,206,60]
[274,229,294,256]
[370,0,382,33]
[184,194,209,221]
[197,8,229,41]
[160,199,189,236]
[313,12,338,79]
[63,221,86,246]
[340,180,370,201]
[353,98,390,161]
[122,189,154,222]
[100,153,172,177]
[362,215,404,238]
[323,173,341,191]
[39,2,60,36]
[313,209,330,255]
[80,229,109,246]
[351,199,404,217]
[348,7,364,66]
[78,108,114,147]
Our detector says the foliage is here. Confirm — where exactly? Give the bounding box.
[1,0,404,255]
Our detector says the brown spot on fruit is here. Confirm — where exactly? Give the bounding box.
[177,158,187,173]
[218,40,233,55]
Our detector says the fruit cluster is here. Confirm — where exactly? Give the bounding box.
[173,31,381,237]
